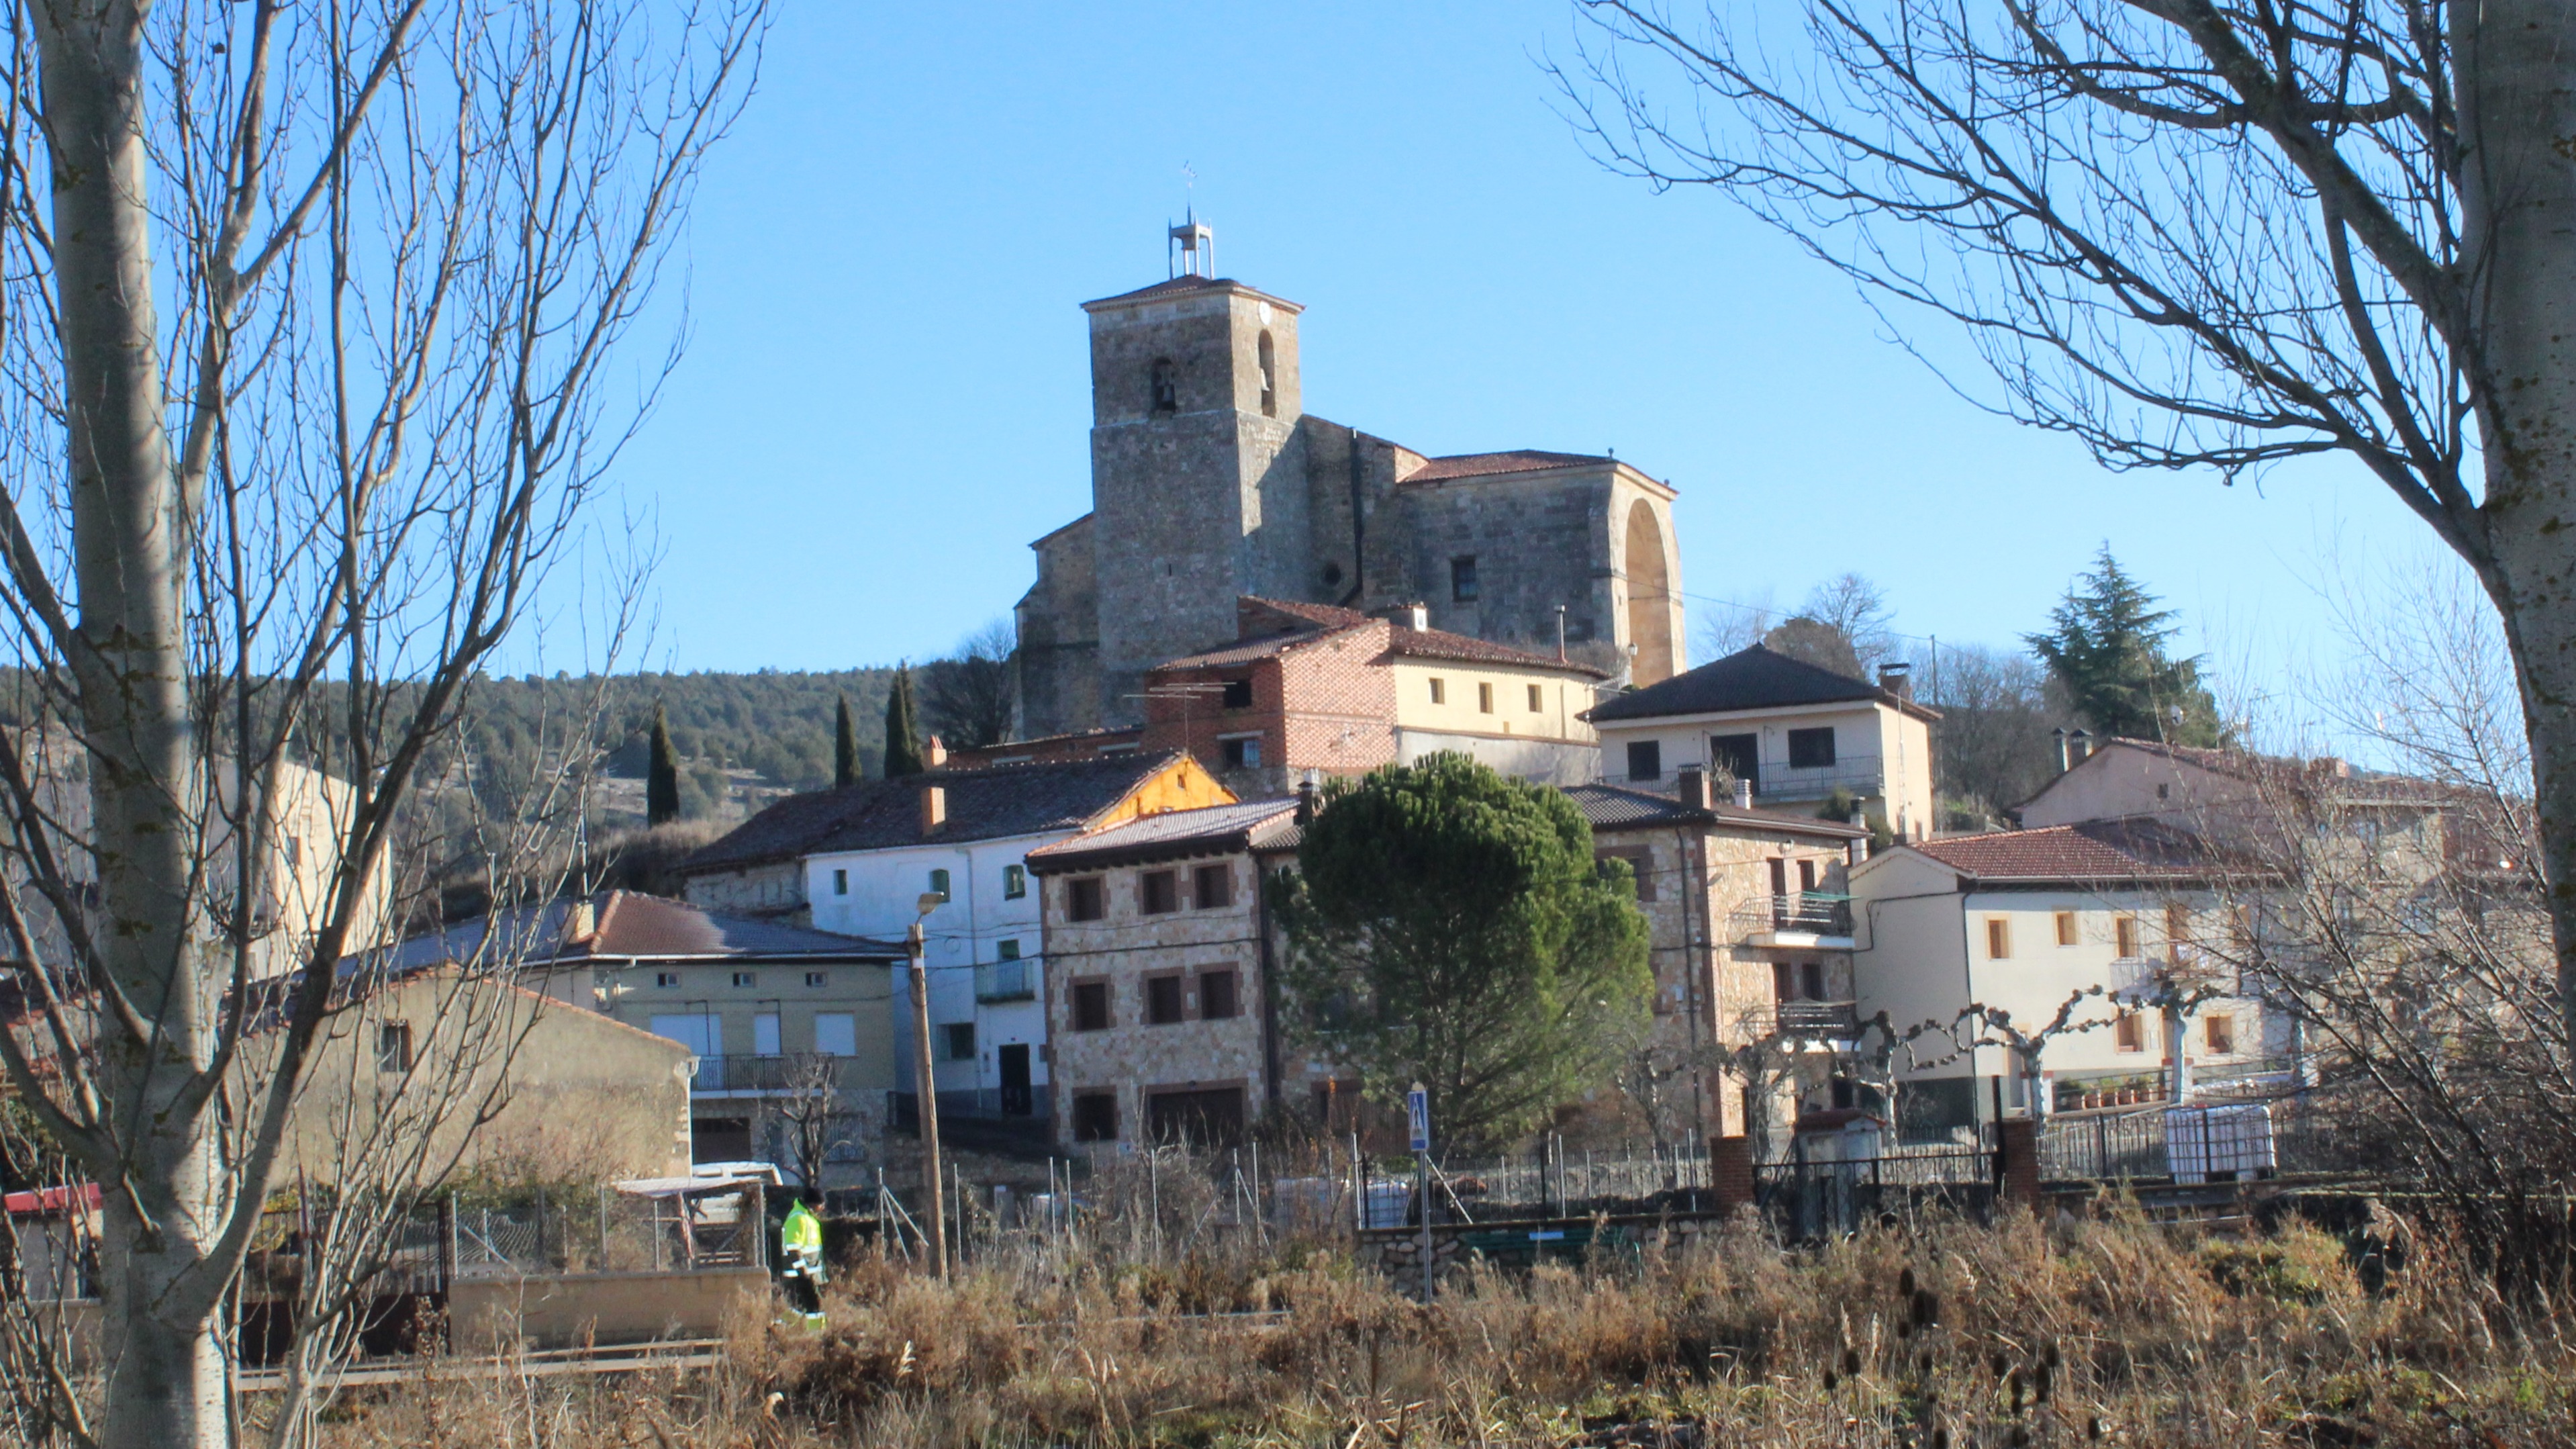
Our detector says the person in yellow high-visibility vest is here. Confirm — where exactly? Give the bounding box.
[779,1199,826,1327]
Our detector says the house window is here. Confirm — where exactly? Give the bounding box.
[2203,1014,2236,1054]
[805,970,827,988]
[814,1013,856,1056]
[1451,556,1479,602]
[1150,358,1177,413]
[2165,903,2193,954]
[1985,918,2011,960]
[832,868,848,896]
[1200,970,1240,1020]
[732,971,757,988]
[1797,858,1818,892]
[1141,870,1180,915]
[1004,864,1027,899]
[1220,735,1262,769]
[1221,677,1254,709]
[1065,878,1106,922]
[1428,677,1446,705]
[1527,684,1543,712]
[375,1022,413,1074]
[2055,910,2079,947]
[755,1013,781,1056]
[655,971,679,988]
[1477,682,1494,714]
[1626,740,1662,782]
[1787,727,1836,769]
[1070,980,1112,1031]
[1799,961,1825,1000]
[944,1023,975,1060]
[1071,1090,1119,1142]
[1771,961,1797,1002]
[1192,863,1232,909]
[1596,849,1655,903]
[2115,1011,2147,1053]
[2115,916,2140,957]
[1145,974,1186,1026]
[998,938,1020,960]
[1257,331,1277,417]
[928,868,951,902]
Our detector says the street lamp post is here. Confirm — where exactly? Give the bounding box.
[908,895,948,1276]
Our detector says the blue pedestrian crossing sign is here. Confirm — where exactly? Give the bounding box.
[1406,1082,1430,1154]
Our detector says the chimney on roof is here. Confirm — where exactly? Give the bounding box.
[1295,773,1318,825]
[920,783,947,835]
[563,898,596,947]
[1733,778,1754,810]
[1402,602,1428,631]
[2054,727,2070,774]
[1676,765,1711,812]
[2069,728,2093,765]
[1878,661,1913,701]
[924,735,947,769]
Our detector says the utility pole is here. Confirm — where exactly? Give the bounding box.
[908,898,948,1276]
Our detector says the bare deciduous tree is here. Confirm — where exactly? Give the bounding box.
[922,616,1019,751]
[772,1050,852,1197]
[0,3,765,1444]
[1561,0,2576,1031]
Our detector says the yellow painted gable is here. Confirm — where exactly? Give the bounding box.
[1092,754,1237,827]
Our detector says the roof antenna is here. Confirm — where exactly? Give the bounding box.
[1169,162,1214,279]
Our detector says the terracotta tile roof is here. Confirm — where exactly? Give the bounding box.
[385,891,899,973]
[1564,781,1868,839]
[1081,275,1302,312]
[679,753,1202,872]
[1586,643,1938,723]
[1154,597,1607,679]
[1906,819,2225,883]
[1025,798,1304,873]
[1401,449,1616,483]
[1385,625,1609,678]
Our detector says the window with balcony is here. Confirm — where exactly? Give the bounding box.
[1066,877,1105,922]
[2164,903,2193,955]
[1626,740,1661,782]
[1788,728,1836,768]
[1071,980,1111,1031]
[1799,961,1825,1000]
[1798,857,1818,892]
[1004,864,1027,899]
[814,1013,856,1056]
[998,938,1020,960]
[755,1013,781,1056]
[1200,970,1239,1019]
[1072,1091,1118,1141]
[1192,863,1232,909]
[2115,915,2140,957]
[1141,870,1180,914]
[1221,677,1253,709]
[1145,974,1186,1025]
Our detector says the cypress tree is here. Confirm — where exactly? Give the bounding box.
[883,666,923,778]
[647,703,681,824]
[2025,547,2224,745]
[833,692,860,787]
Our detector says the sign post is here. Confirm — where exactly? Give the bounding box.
[1406,1082,1432,1301]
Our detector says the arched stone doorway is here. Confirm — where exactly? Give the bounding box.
[1623,501,1677,685]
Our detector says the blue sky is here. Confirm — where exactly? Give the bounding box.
[596,1,2434,694]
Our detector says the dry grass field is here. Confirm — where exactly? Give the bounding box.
[291,1201,2576,1448]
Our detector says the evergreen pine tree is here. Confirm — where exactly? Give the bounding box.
[2025,547,2224,745]
[883,666,923,778]
[834,692,860,787]
[647,703,681,825]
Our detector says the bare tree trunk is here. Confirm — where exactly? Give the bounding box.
[39,5,227,1441]
[2460,0,2576,1037]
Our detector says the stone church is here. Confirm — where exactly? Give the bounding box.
[1016,223,1687,738]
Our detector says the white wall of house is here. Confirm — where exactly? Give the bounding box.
[1592,701,1934,836]
[804,831,1057,1109]
[1852,853,2268,1127]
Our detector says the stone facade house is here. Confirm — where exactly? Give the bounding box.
[682,752,1237,1139]
[1567,769,1870,1147]
[1585,644,1940,843]
[954,596,1608,793]
[1016,234,1686,738]
[1848,821,2277,1140]
[1025,798,1304,1154]
[387,890,902,1170]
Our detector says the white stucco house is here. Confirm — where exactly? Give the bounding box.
[681,751,1234,1133]
[1582,644,1939,841]
[1847,819,2279,1140]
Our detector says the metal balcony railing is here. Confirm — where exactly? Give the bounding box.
[692,1054,801,1093]
[1768,999,1860,1037]
[976,957,1038,1003]
[1741,759,1887,802]
[1729,893,1855,939]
